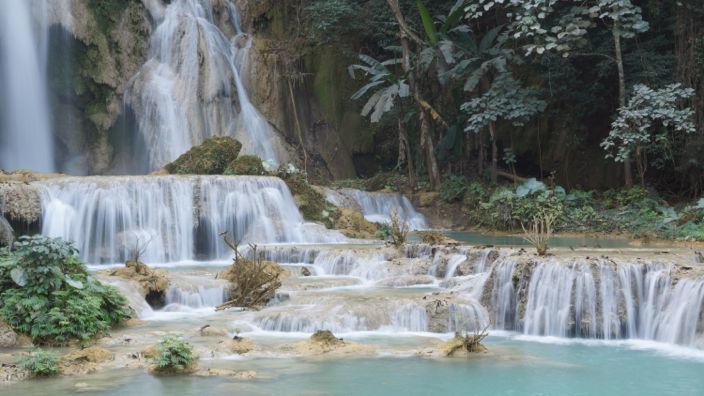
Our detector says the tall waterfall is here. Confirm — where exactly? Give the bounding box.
[37,176,344,264]
[481,256,704,348]
[126,0,288,171]
[325,188,428,230]
[0,0,54,172]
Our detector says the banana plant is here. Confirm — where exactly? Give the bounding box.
[348,54,409,123]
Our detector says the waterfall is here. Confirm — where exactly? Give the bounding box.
[37,175,344,264]
[165,284,229,308]
[482,258,704,348]
[327,188,428,230]
[126,0,288,171]
[0,0,54,172]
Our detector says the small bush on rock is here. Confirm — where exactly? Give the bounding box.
[152,336,196,374]
[19,349,61,376]
[0,236,133,345]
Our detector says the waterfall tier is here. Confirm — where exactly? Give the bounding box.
[37,175,344,264]
[325,188,428,230]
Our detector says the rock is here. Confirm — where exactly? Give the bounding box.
[284,331,376,356]
[334,208,377,239]
[0,181,41,224]
[141,345,159,359]
[0,364,30,384]
[199,325,229,337]
[301,267,312,276]
[224,155,267,175]
[0,321,18,348]
[0,215,13,248]
[108,261,170,308]
[417,192,439,207]
[220,338,256,354]
[60,347,114,375]
[164,136,242,174]
[196,368,256,378]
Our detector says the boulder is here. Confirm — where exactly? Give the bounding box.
[60,347,114,375]
[164,136,242,174]
[0,321,18,348]
[224,155,266,175]
[334,208,377,239]
[108,260,170,308]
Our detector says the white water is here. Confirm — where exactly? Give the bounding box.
[484,257,704,348]
[0,0,54,172]
[126,0,287,171]
[328,189,428,229]
[37,175,344,263]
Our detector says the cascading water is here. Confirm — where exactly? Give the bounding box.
[326,188,428,229]
[0,0,54,172]
[126,0,288,171]
[478,256,704,348]
[37,175,344,264]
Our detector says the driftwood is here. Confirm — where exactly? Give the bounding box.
[447,324,490,356]
[215,236,282,311]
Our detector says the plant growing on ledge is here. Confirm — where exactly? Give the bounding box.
[521,212,557,256]
[18,349,61,377]
[388,209,409,247]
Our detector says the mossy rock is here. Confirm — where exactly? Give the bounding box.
[281,173,338,224]
[224,155,266,176]
[310,330,342,346]
[164,137,242,175]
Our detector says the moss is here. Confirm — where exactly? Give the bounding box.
[310,330,342,345]
[224,155,267,176]
[164,137,242,174]
[281,173,338,225]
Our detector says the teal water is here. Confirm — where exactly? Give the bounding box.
[441,231,639,249]
[6,336,704,396]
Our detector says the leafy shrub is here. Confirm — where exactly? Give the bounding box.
[440,175,467,203]
[0,236,133,345]
[19,349,61,376]
[152,336,196,374]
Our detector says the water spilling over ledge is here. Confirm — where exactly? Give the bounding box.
[325,188,428,230]
[37,175,345,264]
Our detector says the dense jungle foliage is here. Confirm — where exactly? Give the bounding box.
[295,0,704,199]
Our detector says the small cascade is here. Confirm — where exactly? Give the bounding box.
[482,257,704,348]
[164,284,228,309]
[312,250,390,281]
[37,175,344,264]
[126,0,287,171]
[329,189,428,230]
[391,303,429,332]
[447,303,490,332]
[0,0,54,172]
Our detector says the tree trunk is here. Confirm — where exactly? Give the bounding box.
[489,121,498,184]
[613,23,633,188]
[386,0,441,189]
[398,117,416,187]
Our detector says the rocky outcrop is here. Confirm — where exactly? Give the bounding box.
[334,208,378,239]
[0,181,41,224]
[164,137,243,175]
[60,347,114,375]
[0,321,19,348]
[282,330,375,356]
[107,260,170,308]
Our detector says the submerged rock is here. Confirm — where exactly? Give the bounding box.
[60,347,114,375]
[195,368,256,379]
[220,338,256,355]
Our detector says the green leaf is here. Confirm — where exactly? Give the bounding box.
[65,275,84,289]
[417,0,438,45]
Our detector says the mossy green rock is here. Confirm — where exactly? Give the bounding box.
[164,137,242,175]
[281,173,339,226]
[224,155,267,176]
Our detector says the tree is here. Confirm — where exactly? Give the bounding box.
[601,83,696,185]
[462,73,546,182]
[464,0,650,186]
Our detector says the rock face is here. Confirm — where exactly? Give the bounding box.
[334,208,378,239]
[0,181,41,224]
[164,137,243,175]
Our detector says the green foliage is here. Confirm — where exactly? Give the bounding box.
[152,336,196,373]
[224,155,267,176]
[349,54,409,123]
[475,182,564,231]
[601,84,696,163]
[19,349,61,377]
[440,175,467,203]
[0,236,132,345]
[303,0,360,43]
[164,137,242,175]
